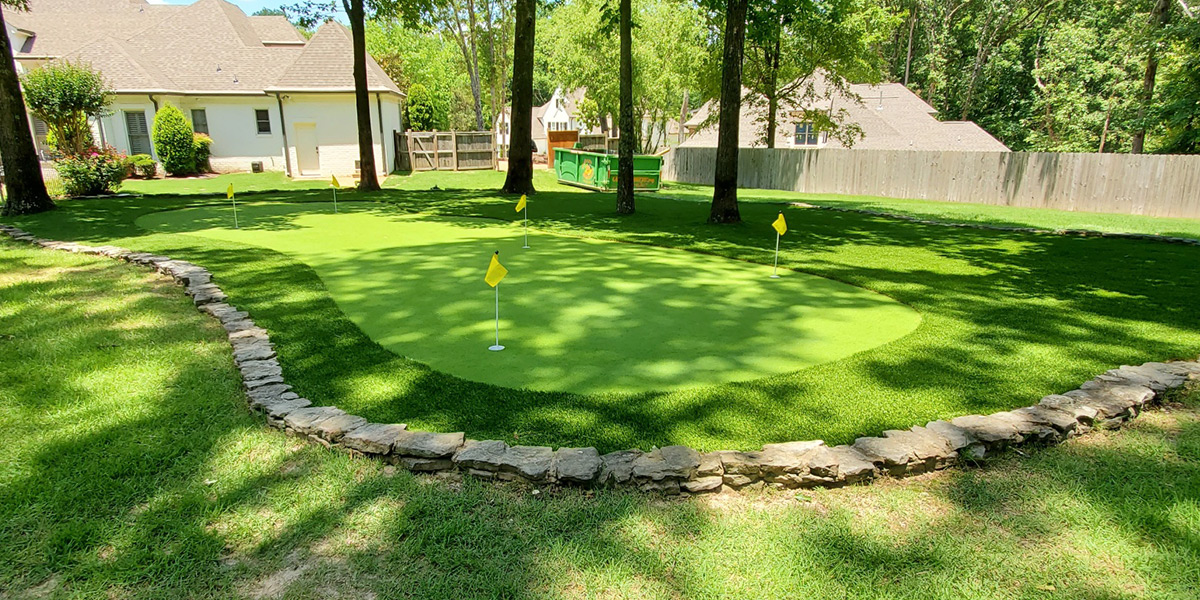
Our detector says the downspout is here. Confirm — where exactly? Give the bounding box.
[275,93,292,177]
[148,95,160,160]
[375,92,386,175]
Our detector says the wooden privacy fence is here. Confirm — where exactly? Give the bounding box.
[663,147,1200,219]
[395,131,496,172]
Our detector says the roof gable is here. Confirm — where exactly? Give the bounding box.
[270,22,400,94]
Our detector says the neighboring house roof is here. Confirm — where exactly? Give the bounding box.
[4,0,401,96]
[681,75,1008,152]
[497,88,593,140]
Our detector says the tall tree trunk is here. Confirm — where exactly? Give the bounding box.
[502,0,535,195]
[616,0,634,215]
[710,0,748,224]
[1132,0,1172,154]
[678,89,688,144]
[903,3,917,86]
[345,0,380,191]
[0,7,53,216]
[764,29,781,149]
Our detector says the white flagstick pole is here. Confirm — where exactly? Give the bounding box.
[232,193,239,229]
[489,283,504,351]
[771,231,780,278]
[522,205,529,249]
[333,186,338,213]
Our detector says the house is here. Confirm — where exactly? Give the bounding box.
[4,0,404,178]
[681,74,1009,152]
[495,88,590,155]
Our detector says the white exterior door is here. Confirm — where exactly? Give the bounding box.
[293,122,319,175]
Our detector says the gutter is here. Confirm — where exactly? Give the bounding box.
[275,93,292,177]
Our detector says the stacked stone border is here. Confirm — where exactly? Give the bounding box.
[2,222,1198,495]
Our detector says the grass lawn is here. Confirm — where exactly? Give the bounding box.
[659,181,1200,241]
[2,170,1200,454]
[2,237,1199,599]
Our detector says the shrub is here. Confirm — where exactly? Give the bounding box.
[152,105,197,175]
[126,154,157,178]
[54,146,127,197]
[21,62,109,157]
[192,133,213,173]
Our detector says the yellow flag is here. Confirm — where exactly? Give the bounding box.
[515,194,527,212]
[485,252,508,287]
[772,213,787,236]
[226,183,234,199]
[331,175,340,188]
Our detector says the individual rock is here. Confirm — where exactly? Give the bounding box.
[985,411,1060,443]
[283,406,345,433]
[1012,405,1078,435]
[638,479,681,494]
[246,383,294,407]
[722,473,756,489]
[244,374,285,390]
[453,440,509,471]
[632,445,700,481]
[311,413,369,442]
[759,440,826,477]
[1038,394,1100,427]
[924,420,985,458]
[716,450,764,478]
[240,359,283,381]
[398,456,454,472]
[682,476,724,494]
[882,427,956,471]
[1064,384,1154,420]
[829,445,876,484]
[803,445,840,480]
[229,327,270,343]
[341,423,407,455]
[697,452,724,477]
[261,397,312,419]
[233,341,276,363]
[553,447,602,484]
[499,445,554,481]
[393,430,465,459]
[189,284,227,306]
[852,436,917,475]
[949,414,1023,445]
[222,319,257,333]
[598,449,643,485]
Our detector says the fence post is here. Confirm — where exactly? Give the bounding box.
[492,130,499,170]
[407,131,416,173]
[452,131,459,171]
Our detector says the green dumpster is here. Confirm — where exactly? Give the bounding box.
[554,148,662,192]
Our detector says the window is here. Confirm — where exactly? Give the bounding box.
[191,109,209,135]
[255,109,271,135]
[794,122,820,146]
[124,110,152,156]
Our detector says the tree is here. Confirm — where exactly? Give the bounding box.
[365,20,465,128]
[427,0,487,130]
[615,0,635,214]
[406,83,440,130]
[286,0,391,191]
[0,0,54,216]
[1131,0,1172,153]
[21,61,109,157]
[501,0,535,195]
[709,0,748,224]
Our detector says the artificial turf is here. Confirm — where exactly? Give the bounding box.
[4,169,1200,453]
[135,203,919,394]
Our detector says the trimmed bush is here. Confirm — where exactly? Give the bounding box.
[126,154,157,178]
[192,133,213,173]
[152,105,197,175]
[406,84,437,131]
[54,146,127,197]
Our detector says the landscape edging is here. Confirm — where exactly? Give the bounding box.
[2,222,1197,495]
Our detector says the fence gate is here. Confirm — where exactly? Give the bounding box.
[398,131,497,172]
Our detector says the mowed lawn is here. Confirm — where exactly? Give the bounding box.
[3,170,1200,453]
[1,238,1199,599]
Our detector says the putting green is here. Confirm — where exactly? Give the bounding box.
[137,203,921,394]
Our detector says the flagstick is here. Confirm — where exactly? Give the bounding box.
[333,186,338,213]
[232,194,239,229]
[771,231,780,278]
[522,205,529,249]
[489,284,504,351]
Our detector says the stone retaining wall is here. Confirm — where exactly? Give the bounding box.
[2,222,1197,495]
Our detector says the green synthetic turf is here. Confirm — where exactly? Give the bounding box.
[137,203,920,394]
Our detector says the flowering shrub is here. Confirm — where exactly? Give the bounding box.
[54,147,127,197]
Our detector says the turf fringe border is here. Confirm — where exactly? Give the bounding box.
[2,222,1197,495]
